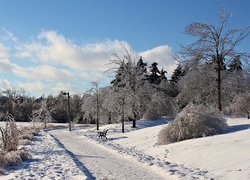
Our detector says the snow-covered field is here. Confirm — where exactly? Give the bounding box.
[1,117,250,179]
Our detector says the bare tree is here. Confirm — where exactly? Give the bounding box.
[31,99,53,128]
[230,93,250,119]
[71,94,84,123]
[178,9,250,111]
[91,81,100,130]
[107,47,146,128]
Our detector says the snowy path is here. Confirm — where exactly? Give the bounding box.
[48,128,167,180]
[3,130,88,180]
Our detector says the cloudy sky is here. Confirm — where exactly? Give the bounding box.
[0,0,249,97]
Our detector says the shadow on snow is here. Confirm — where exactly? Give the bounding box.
[49,133,96,180]
[224,124,250,134]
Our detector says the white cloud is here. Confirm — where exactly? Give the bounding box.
[0,43,9,57]
[13,65,77,82]
[2,28,18,42]
[0,58,14,72]
[50,82,83,95]
[0,79,12,90]
[17,81,48,95]
[18,30,130,72]
[0,29,177,96]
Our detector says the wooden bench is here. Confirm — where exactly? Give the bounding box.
[97,129,108,139]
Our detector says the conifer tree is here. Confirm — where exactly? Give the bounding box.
[170,64,184,83]
[228,55,242,72]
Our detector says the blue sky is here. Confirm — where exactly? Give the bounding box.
[0,0,249,97]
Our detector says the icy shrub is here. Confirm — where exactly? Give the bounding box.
[19,126,40,137]
[19,133,34,141]
[18,139,32,145]
[29,127,41,136]
[0,114,19,152]
[0,166,4,174]
[16,149,32,161]
[143,107,161,120]
[0,149,31,167]
[2,151,22,166]
[156,104,228,145]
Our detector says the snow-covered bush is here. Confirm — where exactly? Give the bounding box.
[2,151,22,166]
[19,133,34,141]
[16,149,32,161]
[18,139,32,145]
[156,104,228,145]
[18,127,40,145]
[0,149,31,167]
[0,166,4,174]
[0,114,19,152]
[143,105,161,120]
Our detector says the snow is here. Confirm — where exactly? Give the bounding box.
[1,117,250,179]
[2,130,88,180]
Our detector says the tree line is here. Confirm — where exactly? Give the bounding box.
[0,9,250,130]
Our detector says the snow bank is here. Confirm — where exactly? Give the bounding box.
[1,117,250,180]
[82,117,250,179]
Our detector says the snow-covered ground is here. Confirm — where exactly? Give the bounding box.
[1,117,250,179]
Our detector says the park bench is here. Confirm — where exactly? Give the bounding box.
[97,129,108,139]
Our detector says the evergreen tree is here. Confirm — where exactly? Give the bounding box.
[170,64,184,83]
[228,55,242,72]
[136,56,147,75]
[110,61,127,88]
[147,62,167,84]
[109,51,148,129]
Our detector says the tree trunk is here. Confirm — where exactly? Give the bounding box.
[132,119,136,128]
[96,92,99,131]
[122,97,125,133]
[217,57,222,111]
[132,108,136,128]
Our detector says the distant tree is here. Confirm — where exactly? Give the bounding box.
[91,81,100,130]
[228,55,242,72]
[48,94,67,123]
[169,63,187,83]
[12,100,33,121]
[107,47,178,126]
[159,68,167,81]
[82,92,96,124]
[147,62,162,84]
[230,93,250,119]
[0,88,33,121]
[70,94,84,123]
[170,64,184,83]
[108,48,147,129]
[110,61,127,88]
[136,56,147,74]
[31,99,53,128]
[97,86,114,124]
[176,63,218,108]
[178,9,250,111]
[143,90,176,120]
